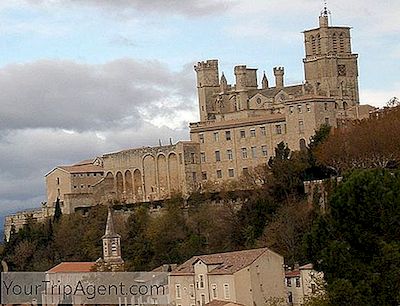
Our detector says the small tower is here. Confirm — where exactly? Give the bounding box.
[273,67,284,89]
[262,71,269,89]
[220,73,228,93]
[99,206,124,271]
[194,60,220,121]
[319,4,330,28]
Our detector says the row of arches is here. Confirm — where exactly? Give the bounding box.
[310,32,347,55]
[104,153,181,203]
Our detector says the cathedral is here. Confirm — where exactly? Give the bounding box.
[4,10,374,239]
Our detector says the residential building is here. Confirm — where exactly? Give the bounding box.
[168,248,286,306]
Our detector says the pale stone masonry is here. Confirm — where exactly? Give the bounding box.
[168,248,286,306]
[4,11,375,240]
[285,263,324,306]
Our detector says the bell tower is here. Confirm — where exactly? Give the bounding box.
[100,206,124,271]
[303,6,359,107]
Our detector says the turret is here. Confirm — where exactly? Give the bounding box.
[220,73,228,93]
[262,72,269,89]
[273,67,284,89]
[234,65,247,91]
[194,59,219,88]
[194,60,220,121]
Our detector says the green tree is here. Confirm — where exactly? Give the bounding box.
[53,198,62,222]
[268,142,309,199]
[304,169,400,306]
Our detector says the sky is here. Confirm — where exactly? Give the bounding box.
[0,0,399,226]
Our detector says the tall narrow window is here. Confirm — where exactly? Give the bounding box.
[311,35,316,54]
[240,130,246,138]
[276,125,282,135]
[225,131,231,141]
[199,275,205,289]
[223,284,230,300]
[200,152,206,163]
[175,284,182,299]
[241,148,248,159]
[199,133,204,143]
[216,170,222,179]
[250,129,256,137]
[228,169,234,178]
[332,33,338,52]
[215,151,221,162]
[339,33,345,52]
[260,126,266,135]
[227,149,233,160]
[251,146,257,158]
[261,145,268,157]
[299,120,304,133]
[213,132,219,141]
[211,284,217,299]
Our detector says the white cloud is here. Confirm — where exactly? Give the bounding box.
[360,86,400,107]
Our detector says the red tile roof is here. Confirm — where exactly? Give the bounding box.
[47,262,96,273]
[171,248,272,276]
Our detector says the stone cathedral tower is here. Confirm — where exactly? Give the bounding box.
[303,7,359,109]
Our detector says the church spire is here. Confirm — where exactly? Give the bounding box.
[100,206,124,271]
[220,72,228,92]
[103,206,119,239]
[262,71,269,89]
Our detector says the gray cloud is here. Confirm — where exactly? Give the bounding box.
[0,58,196,219]
[0,59,196,131]
[0,123,189,217]
[25,0,232,17]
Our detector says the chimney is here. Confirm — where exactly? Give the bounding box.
[273,67,284,89]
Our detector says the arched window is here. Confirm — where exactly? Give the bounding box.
[111,241,118,255]
[299,139,307,151]
[316,34,321,54]
[339,33,345,53]
[311,35,316,54]
[332,33,338,53]
[343,101,348,110]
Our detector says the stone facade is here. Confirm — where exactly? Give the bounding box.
[285,263,324,305]
[168,248,286,306]
[189,11,368,184]
[4,11,374,241]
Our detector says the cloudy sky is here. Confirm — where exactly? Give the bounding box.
[0,0,399,225]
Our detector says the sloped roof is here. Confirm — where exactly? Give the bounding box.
[171,248,272,276]
[285,263,314,277]
[58,163,103,174]
[248,85,303,99]
[47,262,95,273]
[205,300,245,306]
